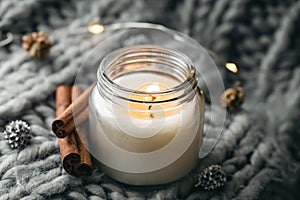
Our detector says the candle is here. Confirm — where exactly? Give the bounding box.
[88,45,204,185]
[127,83,179,120]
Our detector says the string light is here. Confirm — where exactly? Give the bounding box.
[88,23,104,34]
[1,22,239,76]
[225,62,238,73]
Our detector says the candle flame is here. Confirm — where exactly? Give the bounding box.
[225,62,238,73]
[128,83,179,119]
[145,83,161,92]
[88,23,104,34]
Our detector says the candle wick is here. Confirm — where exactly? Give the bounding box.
[148,104,153,118]
[148,95,156,118]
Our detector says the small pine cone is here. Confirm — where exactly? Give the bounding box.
[3,120,31,149]
[195,165,227,190]
[22,32,52,59]
[221,81,244,112]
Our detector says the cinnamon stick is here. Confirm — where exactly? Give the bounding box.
[52,83,95,138]
[56,106,89,139]
[72,86,93,176]
[56,85,80,175]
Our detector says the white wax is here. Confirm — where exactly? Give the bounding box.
[89,72,203,185]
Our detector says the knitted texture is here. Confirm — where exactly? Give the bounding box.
[0,0,300,199]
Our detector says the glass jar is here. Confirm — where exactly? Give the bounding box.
[89,45,204,185]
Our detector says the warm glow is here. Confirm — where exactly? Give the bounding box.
[225,62,238,73]
[143,83,164,102]
[127,83,179,119]
[145,83,161,92]
[88,24,104,34]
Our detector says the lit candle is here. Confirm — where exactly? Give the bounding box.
[127,83,179,119]
[88,46,204,185]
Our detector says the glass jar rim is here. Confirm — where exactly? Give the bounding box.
[97,45,197,99]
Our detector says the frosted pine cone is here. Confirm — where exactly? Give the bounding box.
[3,120,31,149]
[195,165,227,190]
[22,32,52,59]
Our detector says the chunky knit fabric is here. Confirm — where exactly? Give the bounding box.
[0,0,299,199]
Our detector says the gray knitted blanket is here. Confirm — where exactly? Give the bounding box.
[0,0,300,199]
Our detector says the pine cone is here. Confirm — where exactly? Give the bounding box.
[195,165,227,190]
[3,120,31,149]
[22,32,52,59]
[221,81,244,112]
